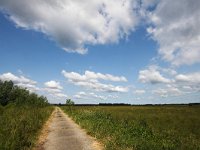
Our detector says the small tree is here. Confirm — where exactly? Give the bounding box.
[66,99,74,113]
[66,99,75,105]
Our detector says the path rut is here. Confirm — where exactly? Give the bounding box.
[35,107,102,150]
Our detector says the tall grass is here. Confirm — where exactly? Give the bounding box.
[62,105,200,150]
[0,104,53,150]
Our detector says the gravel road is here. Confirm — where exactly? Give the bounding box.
[34,107,102,150]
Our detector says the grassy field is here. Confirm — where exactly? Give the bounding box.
[62,105,200,150]
[0,104,53,150]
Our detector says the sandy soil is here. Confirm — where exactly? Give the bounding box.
[34,107,102,150]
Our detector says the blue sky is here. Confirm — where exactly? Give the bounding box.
[0,0,200,104]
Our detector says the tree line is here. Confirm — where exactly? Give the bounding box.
[0,80,48,106]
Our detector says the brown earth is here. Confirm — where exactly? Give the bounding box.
[34,107,103,150]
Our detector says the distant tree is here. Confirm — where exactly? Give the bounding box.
[66,99,75,105]
[66,99,74,113]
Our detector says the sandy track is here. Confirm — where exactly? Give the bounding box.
[34,107,102,150]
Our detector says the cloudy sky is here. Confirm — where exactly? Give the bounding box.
[0,0,199,104]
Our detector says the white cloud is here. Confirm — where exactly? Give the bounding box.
[44,80,67,98]
[138,66,171,84]
[107,95,119,99]
[152,87,182,98]
[160,68,177,76]
[174,72,200,93]
[175,72,200,83]
[74,91,106,100]
[0,0,138,54]
[134,89,146,95]
[43,88,62,94]
[0,72,36,84]
[147,0,200,66]
[85,70,127,82]
[0,72,38,92]
[54,93,68,98]
[62,70,127,82]
[44,80,63,90]
[62,70,128,92]
[73,91,118,100]
[138,66,200,98]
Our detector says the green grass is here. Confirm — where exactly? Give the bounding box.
[0,104,54,150]
[61,105,200,150]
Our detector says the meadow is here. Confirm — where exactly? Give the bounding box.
[62,105,200,150]
[0,105,53,150]
[0,80,54,150]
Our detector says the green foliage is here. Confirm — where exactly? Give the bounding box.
[66,99,75,113]
[0,80,14,106]
[0,80,48,106]
[66,99,75,105]
[62,106,200,150]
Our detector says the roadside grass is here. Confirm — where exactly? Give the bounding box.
[0,104,54,150]
[61,105,200,150]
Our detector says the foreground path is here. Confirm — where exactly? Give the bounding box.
[35,107,102,150]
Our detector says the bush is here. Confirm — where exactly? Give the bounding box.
[0,80,48,106]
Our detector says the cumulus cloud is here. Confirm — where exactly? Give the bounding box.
[138,66,171,84]
[44,80,67,98]
[0,0,138,54]
[175,72,200,83]
[62,70,128,92]
[44,80,63,90]
[138,65,200,97]
[146,0,200,66]
[73,91,118,100]
[0,72,39,92]
[152,87,182,98]
[84,70,127,82]
[62,70,127,82]
[174,72,200,93]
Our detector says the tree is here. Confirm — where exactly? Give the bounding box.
[0,80,14,106]
[66,99,75,105]
[0,80,49,106]
[66,99,74,113]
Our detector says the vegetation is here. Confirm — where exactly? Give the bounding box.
[0,80,53,150]
[66,99,75,113]
[62,105,200,150]
[0,80,48,106]
[66,99,75,105]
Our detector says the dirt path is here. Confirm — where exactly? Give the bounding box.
[34,107,102,150]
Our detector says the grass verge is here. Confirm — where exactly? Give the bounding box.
[0,104,54,150]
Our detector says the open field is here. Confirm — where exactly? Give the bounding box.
[61,105,200,150]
